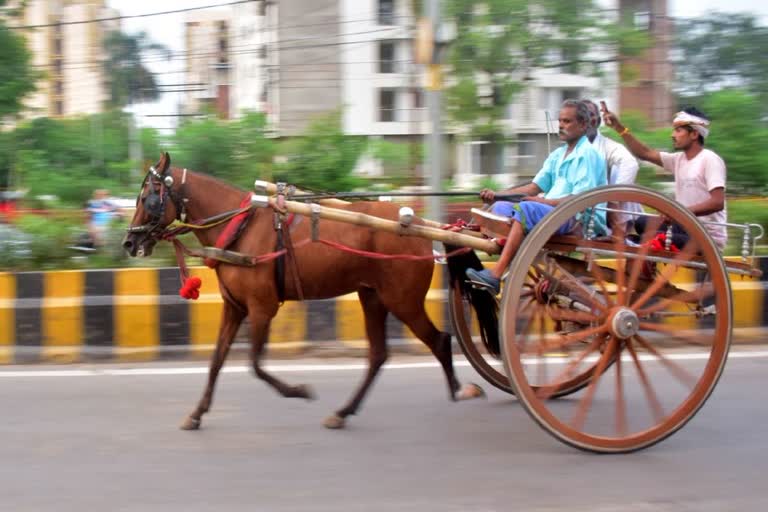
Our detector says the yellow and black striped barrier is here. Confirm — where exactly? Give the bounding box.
[0,258,766,364]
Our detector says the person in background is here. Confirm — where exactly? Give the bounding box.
[86,189,117,248]
[601,103,727,250]
[582,99,642,236]
[465,99,607,293]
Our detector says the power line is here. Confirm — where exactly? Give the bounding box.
[6,0,258,30]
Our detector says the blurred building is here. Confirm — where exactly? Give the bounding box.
[182,8,233,119]
[230,1,268,119]
[618,0,675,127]
[189,0,669,185]
[10,0,119,118]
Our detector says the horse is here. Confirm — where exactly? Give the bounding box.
[123,153,484,431]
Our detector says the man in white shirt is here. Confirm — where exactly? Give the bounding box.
[601,104,727,249]
[582,99,641,234]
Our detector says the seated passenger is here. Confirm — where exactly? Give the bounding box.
[466,99,607,293]
[601,104,727,250]
[582,99,642,235]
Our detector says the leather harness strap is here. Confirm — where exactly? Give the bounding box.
[274,184,305,303]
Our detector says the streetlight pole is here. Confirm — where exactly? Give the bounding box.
[424,0,443,225]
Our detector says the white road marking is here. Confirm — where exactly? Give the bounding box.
[0,350,767,378]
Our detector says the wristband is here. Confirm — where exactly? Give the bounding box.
[619,127,630,136]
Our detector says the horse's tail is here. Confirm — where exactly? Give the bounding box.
[444,244,500,358]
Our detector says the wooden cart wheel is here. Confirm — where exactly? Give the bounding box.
[449,279,604,397]
[500,185,732,453]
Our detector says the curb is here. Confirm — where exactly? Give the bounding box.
[1,257,766,364]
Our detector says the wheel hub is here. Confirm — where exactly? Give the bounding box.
[609,307,639,339]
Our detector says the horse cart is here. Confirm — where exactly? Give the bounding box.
[250,183,764,453]
[125,155,764,454]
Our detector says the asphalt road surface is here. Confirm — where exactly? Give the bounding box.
[2,349,767,512]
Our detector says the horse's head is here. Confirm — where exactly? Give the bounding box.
[122,152,180,257]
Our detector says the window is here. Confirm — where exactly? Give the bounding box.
[378,41,396,73]
[634,11,651,30]
[54,80,63,95]
[560,89,581,103]
[379,89,396,122]
[517,140,535,160]
[378,0,395,25]
[53,58,62,75]
[53,37,62,55]
[412,88,423,109]
[54,100,63,116]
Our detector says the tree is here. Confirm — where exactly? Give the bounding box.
[102,31,169,108]
[172,112,275,188]
[674,14,768,112]
[444,1,648,152]
[700,90,768,193]
[0,3,37,121]
[275,111,365,192]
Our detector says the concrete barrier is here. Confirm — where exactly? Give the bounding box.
[0,257,766,364]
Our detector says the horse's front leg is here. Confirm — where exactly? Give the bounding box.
[181,300,245,430]
[323,287,389,430]
[249,309,315,400]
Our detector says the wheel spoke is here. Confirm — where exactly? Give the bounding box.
[571,336,618,432]
[549,260,610,315]
[626,216,665,295]
[637,284,714,318]
[541,323,608,353]
[536,306,549,384]
[545,305,598,324]
[614,236,628,306]
[625,337,665,423]
[637,321,713,347]
[614,338,627,437]
[588,261,616,308]
[629,240,700,311]
[515,299,540,355]
[534,332,606,400]
[633,333,699,389]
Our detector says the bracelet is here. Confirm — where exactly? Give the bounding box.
[619,126,630,136]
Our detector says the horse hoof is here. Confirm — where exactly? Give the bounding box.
[291,384,316,401]
[323,414,346,429]
[180,416,201,431]
[457,382,486,401]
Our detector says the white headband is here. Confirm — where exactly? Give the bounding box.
[673,111,710,139]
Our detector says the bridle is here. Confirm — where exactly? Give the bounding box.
[126,165,187,240]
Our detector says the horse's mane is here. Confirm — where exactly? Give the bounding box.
[176,168,248,195]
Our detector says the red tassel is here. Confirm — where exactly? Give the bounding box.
[179,276,202,300]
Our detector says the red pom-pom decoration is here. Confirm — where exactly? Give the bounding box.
[179,276,202,300]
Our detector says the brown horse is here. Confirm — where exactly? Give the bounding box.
[123,153,483,431]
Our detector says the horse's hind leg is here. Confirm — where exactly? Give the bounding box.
[181,300,245,430]
[324,287,389,430]
[249,308,315,400]
[390,302,484,402]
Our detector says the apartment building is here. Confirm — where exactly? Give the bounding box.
[618,0,675,128]
[211,0,669,185]
[12,0,118,118]
[183,8,233,119]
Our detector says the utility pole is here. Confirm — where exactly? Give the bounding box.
[421,0,445,226]
[128,110,143,181]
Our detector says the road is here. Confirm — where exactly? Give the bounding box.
[1,350,767,511]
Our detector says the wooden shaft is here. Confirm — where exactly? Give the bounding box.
[255,180,484,238]
[266,196,500,255]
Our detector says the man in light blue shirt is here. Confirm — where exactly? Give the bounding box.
[466,99,607,292]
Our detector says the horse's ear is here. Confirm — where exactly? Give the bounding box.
[157,152,171,173]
